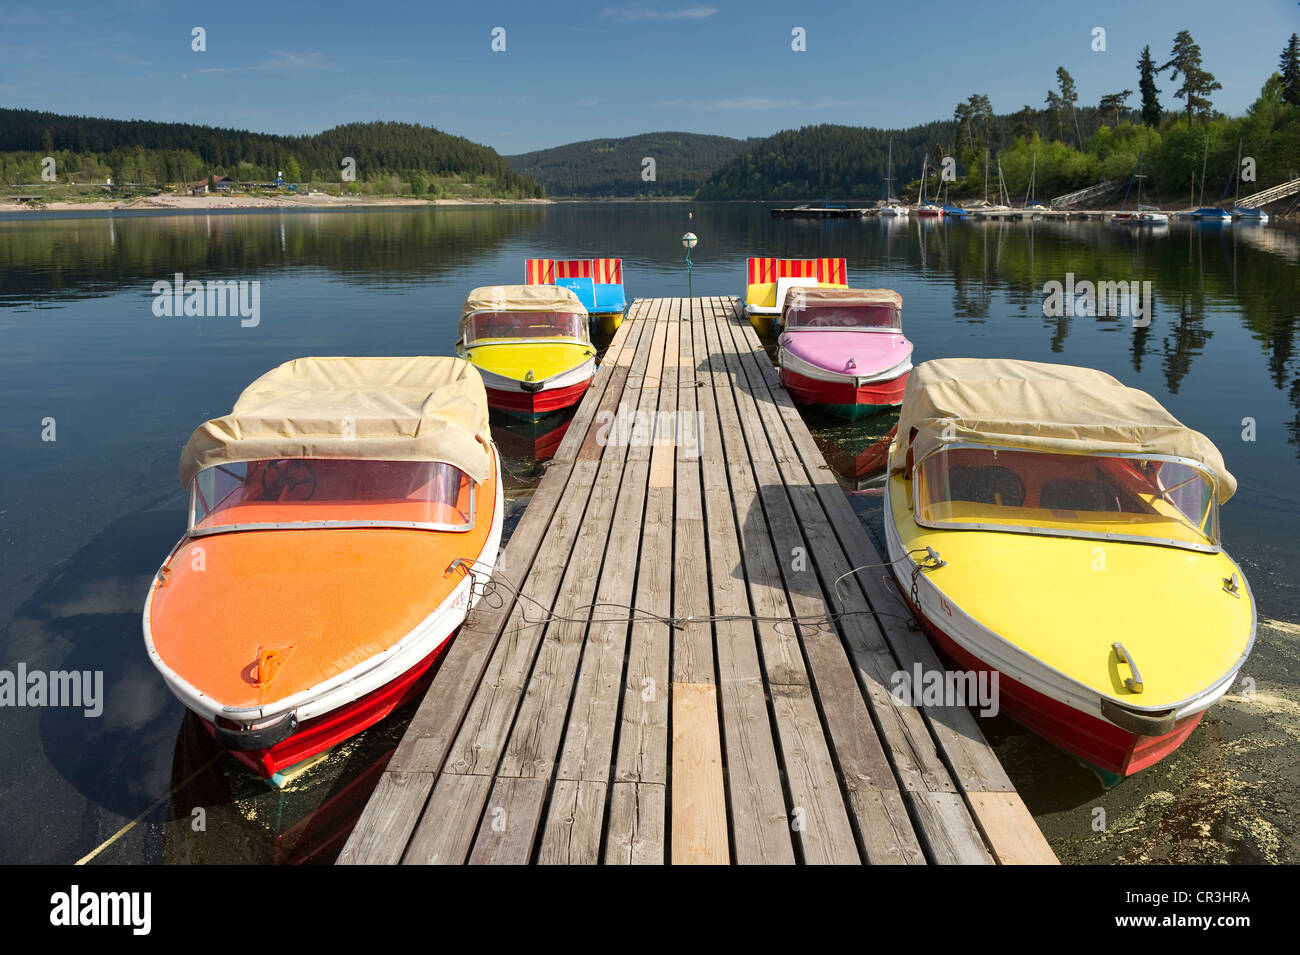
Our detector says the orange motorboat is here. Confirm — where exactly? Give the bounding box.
[144,356,503,784]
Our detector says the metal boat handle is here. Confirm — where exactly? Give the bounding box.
[1113,642,1144,693]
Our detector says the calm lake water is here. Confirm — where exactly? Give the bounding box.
[1,202,1297,864]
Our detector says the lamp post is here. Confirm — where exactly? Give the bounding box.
[681,231,698,298]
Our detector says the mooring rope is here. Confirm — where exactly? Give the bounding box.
[450,550,931,636]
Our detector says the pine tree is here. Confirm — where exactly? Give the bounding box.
[1281,33,1300,107]
[1161,31,1222,126]
[1137,45,1162,126]
[1045,90,1065,141]
[1098,90,1133,127]
[1056,67,1083,146]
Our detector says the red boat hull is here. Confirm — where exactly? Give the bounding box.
[780,366,909,413]
[485,379,590,417]
[896,587,1204,779]
[201,640,451,780]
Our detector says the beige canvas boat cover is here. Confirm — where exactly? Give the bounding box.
[781,287,902,319]
[892,358,1237,502]
[179,356,492,488]
[460,284,586,333]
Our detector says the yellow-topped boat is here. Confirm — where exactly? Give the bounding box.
[885,358,1254,783]
[457,285,597,419]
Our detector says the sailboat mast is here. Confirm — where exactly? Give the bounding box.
[884,139,894,201]
[1234,138,1242,206]
[1199,135,1208,207]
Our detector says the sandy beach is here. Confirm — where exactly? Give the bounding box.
[0,193,553,214]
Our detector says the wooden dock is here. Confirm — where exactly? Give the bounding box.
[339,297,1057,866]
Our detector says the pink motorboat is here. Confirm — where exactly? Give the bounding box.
[777,287,913,419]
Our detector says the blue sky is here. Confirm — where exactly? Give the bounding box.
[2,1,1296,153]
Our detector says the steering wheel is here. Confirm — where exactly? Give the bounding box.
[261,460,318,501]
[993,469,1026,508]
[972,467,1025,508]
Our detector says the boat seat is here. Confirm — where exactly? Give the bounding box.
[1039,478,1118,512]
[947,466,1025,508]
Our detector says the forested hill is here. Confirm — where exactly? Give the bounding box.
[507,132,751,197]
[694,123,960,200]
[0,109,542,196]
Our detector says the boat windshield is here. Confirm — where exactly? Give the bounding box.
[784,304,902,331]
[464,310,587,344]
[914,447,1219,549]
[189,459,474,532]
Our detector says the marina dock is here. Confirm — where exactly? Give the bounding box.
[339,296,1057,866]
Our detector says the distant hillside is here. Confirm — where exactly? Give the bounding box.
[507,132,751,197]
[694,122,964,201]
[0,109,542,197]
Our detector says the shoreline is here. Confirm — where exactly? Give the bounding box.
[0,194,554,214]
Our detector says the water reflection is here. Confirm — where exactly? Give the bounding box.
[165,708,405,865]
[492,410,574,492]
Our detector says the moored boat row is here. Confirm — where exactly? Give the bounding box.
[145,254,1253,792]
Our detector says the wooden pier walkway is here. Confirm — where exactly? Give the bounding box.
[339,297,1057,866]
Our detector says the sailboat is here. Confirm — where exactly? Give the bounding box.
[878,139,910,217]
[1228,138,1269,223]
[939,158,967,218]
[1021,152,1047,216]
[968,152,1012,218]
[916,155,944,217]
[1112,156,1168,226]
[1191,134,1231,221]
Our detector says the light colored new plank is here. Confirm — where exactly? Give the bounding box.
[967,791,1059,865]
[670,681,729,864]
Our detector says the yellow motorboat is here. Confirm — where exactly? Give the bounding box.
[884,358,1255,782]
[457,285,597,419]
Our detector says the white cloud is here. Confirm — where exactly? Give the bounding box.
[196,50,333,75]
